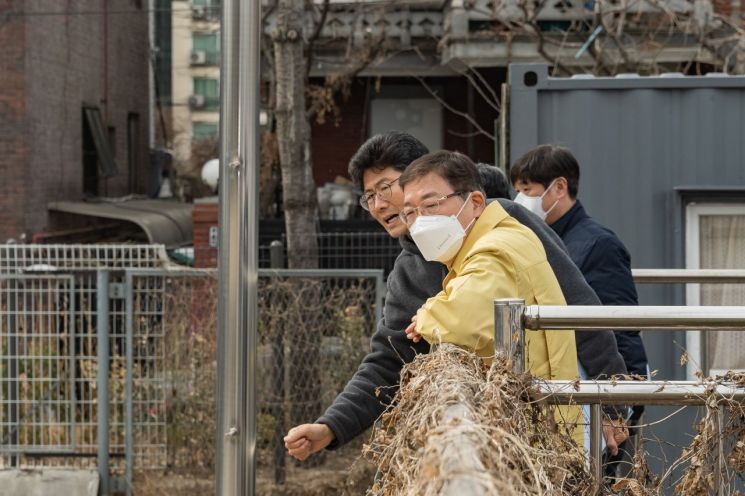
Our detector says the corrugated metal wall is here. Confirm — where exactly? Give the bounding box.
[507,64,745,486]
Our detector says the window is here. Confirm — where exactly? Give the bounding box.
[193,78,219,111]
[192,0,220,20]
[192,32,219,65]
[686,203,745,378]
[193,122,218,141]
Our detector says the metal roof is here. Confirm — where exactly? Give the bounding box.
[48,199,193,248]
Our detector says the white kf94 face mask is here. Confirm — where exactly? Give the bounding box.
[409,194,474,263]
[513,179,558,221]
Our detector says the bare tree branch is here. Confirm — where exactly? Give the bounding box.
[306,0,330,77]
[414,76,496,143]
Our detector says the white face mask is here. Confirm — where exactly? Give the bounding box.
[513,179,559,221]
[409,194,474,263]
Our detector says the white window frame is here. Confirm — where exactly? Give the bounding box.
[685,202,745,379]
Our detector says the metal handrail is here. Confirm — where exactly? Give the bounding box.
[531,380,745,406]
[523,305,745,330]
[493,299,745,493]
[633,268,745,284]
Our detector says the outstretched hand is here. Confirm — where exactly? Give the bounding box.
[284,423,335,461]
[602,418,629,457]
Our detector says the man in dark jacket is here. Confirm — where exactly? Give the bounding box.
[510,144,649,475]
[284,133,629,460]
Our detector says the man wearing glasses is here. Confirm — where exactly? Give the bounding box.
[285,132,628,460]
[398,151,578,371]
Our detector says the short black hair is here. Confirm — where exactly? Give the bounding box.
[509,145,580,198]
[399,150,484,196]
[348,131,429,190]
[476,163,510,199]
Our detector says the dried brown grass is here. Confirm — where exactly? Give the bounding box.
[365,345,745,496]
[363,344,593,496]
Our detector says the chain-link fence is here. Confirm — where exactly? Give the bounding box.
[0,245,168,476]
[258,231,401,275]
[142,268,383,491]
[0,245,383,493]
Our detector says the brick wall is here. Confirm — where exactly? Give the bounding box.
[310,78,369,186]
[193,198,218,268]
[0,0,28,241]
[0,0,150,241]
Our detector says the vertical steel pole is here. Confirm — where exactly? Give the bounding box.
[8,279,18,468]
[269,241,286,485]
[217,0,261,494]
[590,404,603,492]
[494,298,525,374]
[374,271,385,324]
[124,273,134,496]
[715,405,725,496]
[96,270,110,496]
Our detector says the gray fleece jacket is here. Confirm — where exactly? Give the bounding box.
[317,199,627,449]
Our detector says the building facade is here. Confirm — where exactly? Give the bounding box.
[171,0,221,166]
[168,0,736,197]
[0,0,151,242]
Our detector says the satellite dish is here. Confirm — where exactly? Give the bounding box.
[201,158,220,191]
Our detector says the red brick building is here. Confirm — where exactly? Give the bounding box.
[0,0,151,242]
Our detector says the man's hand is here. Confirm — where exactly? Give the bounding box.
[602,418,629,457]
[405,315,421,342]
[284,424,335,461]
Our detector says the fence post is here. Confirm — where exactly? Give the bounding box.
[124,272,134,496]
[8,278,18,468]
[374,270,385,324]
[493,298,525,374]
[96,270,110,496]
[590,404,603,492]
[715,405,725,496]
[269,241,286,485]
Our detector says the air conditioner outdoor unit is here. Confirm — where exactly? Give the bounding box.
[192,6,207,19]
[189,94,206,109]
[190,50,207,65]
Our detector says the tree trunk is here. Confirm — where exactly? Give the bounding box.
[273,0,319,270]
[273,0,323,463]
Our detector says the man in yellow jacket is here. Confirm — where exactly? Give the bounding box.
[399,150,583,444]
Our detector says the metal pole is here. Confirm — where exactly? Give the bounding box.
[8,279,18,468]
[269,241,286,485]
[124,273,134,496]
[374,270,385,324]
[590,404,602,491]
[632,268,745,284]
[96,270,110,496]
[530,380,745,405]
[523,305,745,330]
[216,0,261,494]
[715,405,726,496]
[494,299,525,374]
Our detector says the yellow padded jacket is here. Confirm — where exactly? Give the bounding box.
[415,201,582,444]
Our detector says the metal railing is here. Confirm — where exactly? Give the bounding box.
[632,268,745,380]
[0,242,385,495]
[493,300,745,494]
[632,268,745,284]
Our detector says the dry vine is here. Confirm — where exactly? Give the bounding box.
[364,344,593,495]
[365,345,745,495]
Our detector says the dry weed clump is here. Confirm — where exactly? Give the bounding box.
[363,344,593,496]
